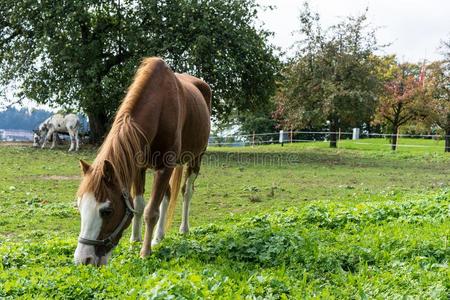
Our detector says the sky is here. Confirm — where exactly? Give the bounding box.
[257,0,450,63]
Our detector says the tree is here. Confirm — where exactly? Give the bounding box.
[240,112,277,135]
[374,62,427,150]
[274,4,381,148]
[426,60,450,152]
[0,0,279,142]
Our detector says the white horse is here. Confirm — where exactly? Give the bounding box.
[33,113,80,151]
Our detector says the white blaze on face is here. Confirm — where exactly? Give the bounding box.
[74,192,111,265]
[33,133,40,147]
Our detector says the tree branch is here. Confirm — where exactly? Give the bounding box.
[398,114,414,126]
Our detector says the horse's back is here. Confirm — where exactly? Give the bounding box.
[176,73,212,113]
[124,58,211,164]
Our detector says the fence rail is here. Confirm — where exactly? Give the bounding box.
[208,131,449,150]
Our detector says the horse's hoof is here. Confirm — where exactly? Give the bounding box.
[179,226,189,234]
[140,249,151,258]
[130,237,142,243]
[151,238,162,247]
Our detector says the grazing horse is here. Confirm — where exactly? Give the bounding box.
[34,113,80,151]
[74,57,211,266]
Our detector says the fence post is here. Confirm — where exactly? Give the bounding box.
[252,131,255,147]
[290,129,293,143]
[396,128,399,149]
[352,128,360,140]
[279,130,284,147]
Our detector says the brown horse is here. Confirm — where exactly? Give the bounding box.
[74,57,211,266]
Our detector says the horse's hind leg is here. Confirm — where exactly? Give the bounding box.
[180,156,201,234]
[68,130,75,152]
[141,167,174,257]
[131,169,146,242]
[151,187,170,246]
[75,131,80,151]
[68,128,79,151]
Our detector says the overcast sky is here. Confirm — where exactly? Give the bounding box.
[257,0,450,62]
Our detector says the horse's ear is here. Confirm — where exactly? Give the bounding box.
[102,160,115,185]
[79,160,91,175]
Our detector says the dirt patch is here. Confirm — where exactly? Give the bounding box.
[0,141,33,146]
[39,175,80,180]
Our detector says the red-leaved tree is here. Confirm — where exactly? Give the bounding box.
[375,63,427,150]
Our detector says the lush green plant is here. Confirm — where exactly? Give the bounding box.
[1,189,448,298]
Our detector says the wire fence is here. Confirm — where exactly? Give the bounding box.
[208,130,449,150]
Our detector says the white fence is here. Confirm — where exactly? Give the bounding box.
[208,130,448,149]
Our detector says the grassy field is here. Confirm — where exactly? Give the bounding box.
[0,140,449,298]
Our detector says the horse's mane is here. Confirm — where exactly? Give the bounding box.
[77,58,159,198]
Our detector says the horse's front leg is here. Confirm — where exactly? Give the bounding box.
[131,169,146,242]
[141,167,173,257]
[41,130,52,149]
[152,189,170,246]
[50,132,57,149]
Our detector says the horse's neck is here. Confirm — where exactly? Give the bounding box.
[97,125,142,190]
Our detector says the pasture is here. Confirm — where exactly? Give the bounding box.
[0,140,449,299]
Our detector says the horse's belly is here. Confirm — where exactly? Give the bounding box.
[180,109,210,156]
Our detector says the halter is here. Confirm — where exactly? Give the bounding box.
[78,190,136,250]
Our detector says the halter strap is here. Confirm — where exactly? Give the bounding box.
[78,190,136,248]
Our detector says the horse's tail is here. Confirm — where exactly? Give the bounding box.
[165,165,184,231]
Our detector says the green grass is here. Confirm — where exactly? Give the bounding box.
[0,140,449,299]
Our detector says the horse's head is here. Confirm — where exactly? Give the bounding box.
[32,130,41,147]
[74,159,134,266]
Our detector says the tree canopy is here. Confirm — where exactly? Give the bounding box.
[274,4,382,148]
[373,61,428,150]
[0,0,280,141]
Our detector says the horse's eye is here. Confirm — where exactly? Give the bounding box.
[99,207,113,218]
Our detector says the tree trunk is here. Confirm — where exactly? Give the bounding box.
[87,112,108,144]
[390,126,398,151]
[329,119,338,148]
[445,128,450,153]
